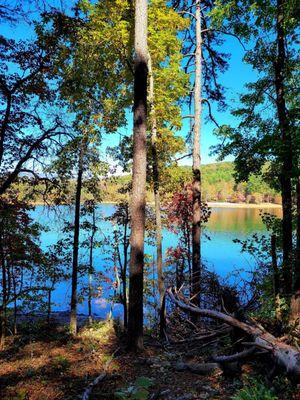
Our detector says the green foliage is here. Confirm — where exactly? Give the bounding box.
[211,0,299,188]
[161,163,279,203]
[232,378,277,400]
[114,377,154,400]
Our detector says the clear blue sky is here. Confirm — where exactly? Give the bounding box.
[2,1,257,167]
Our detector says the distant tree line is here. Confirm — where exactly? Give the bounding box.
[11,162,281,206]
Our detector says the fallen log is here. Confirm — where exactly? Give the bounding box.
[167,287,300,381]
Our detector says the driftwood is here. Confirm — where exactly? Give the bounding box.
[167,288,300,381]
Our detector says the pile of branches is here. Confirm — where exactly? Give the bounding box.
[166,287,300,382]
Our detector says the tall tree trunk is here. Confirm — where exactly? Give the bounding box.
[148,54,165,339]
[275,0,293,296]
[128,0,148,351]
[70,141,84,335]
[0,233,7,348]
[295,177,300,291]
[88,207,96,325]
[290,178,300,323]
[191,0,202,307]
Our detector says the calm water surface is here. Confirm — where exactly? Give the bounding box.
[31,204,282,317]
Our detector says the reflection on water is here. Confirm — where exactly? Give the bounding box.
[208,207,282,233]
[30,204,282,315]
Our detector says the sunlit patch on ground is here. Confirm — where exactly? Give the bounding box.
[0,319,118,400]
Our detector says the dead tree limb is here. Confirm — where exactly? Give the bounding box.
[167,287,300,380]
[212,347,257,363]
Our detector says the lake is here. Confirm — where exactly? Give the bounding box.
[31,204,282,317]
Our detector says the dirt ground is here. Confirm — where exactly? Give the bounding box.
[0,320,298,400]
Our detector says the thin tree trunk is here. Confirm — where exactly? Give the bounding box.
[271,234,282,322]
[122,272,128,329]
[122,216,129,329]
[290,178,300,323]
[0,93,11,166]
[295,177,300,291]
[185,223,192,293]
[88,207,96,325]
[70,140,84,336]
[191,0,202,307]
[148,54,165,339]
[88,272,92,324]
[275,0,293,296]
[0,233,7,348]
[12,270,17,334]
[47,287,52,325]
[271,234,280,297]
[128,0,148,351]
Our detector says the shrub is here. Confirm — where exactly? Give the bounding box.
[232,378,278,400]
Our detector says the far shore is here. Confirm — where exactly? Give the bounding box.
[206,201,282,209]
[31,200,282,209]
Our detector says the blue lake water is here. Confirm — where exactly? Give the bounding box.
[30,204,282,318]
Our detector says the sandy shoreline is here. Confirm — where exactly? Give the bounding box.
[207,202,282,209]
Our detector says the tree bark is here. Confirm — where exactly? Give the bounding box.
[70,140,84,336]
[275,0,293,296]
[148,54,165,339]
[127,0,148,351]
[191,0,202,307]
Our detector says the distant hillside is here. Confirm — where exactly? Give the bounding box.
[12,162,281,205]
[102,162,281,205]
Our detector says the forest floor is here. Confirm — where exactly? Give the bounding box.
[0,319,298,400]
